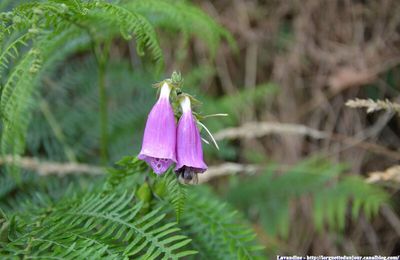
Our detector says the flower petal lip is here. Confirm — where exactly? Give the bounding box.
[175,96,208,173]
[138,82,177,174]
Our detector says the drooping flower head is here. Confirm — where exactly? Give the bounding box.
[175,96,207,175]
[138,82,176,174]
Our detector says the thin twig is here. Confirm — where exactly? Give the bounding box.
[214,121,328,141]
[214,121,400,160]
[0,156,104,176]
[198,162,260,183]
[0,155,260,183]
[3,155,397,187]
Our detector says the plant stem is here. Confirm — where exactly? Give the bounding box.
[98,61,108,163]
[94,40,111,164]
[40,99,77,162]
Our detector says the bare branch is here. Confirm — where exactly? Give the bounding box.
[214,121,400,160]
[0,155,260,184]
[214,121,328,141]
[198,162,260,183]
[0,156,104,176]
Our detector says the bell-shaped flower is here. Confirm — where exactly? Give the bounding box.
[138,82,176,174]
[175,96,207,174]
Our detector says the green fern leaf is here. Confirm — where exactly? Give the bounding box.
[163,171,187,222]
[3,192,197,259]
[180,186,264,260]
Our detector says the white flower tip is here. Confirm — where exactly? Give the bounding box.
[180,96,191,113]
[159,82,171,99]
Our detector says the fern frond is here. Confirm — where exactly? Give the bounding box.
[85,2,163,66]
[162,171,187,222]
[0,169,98,215]
[0,0,167,168]
[227,158,388,237]
[0,169,23,199]
[0,50,36,166]
[314,176,388,231]
[180,187,263,260]
[0,27,87,179]
[0,32,29,78]
[3,192,197,259]
[125,0,236,57]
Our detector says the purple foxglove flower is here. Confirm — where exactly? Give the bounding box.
[138,83,176,174]
[175,96,207,176]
